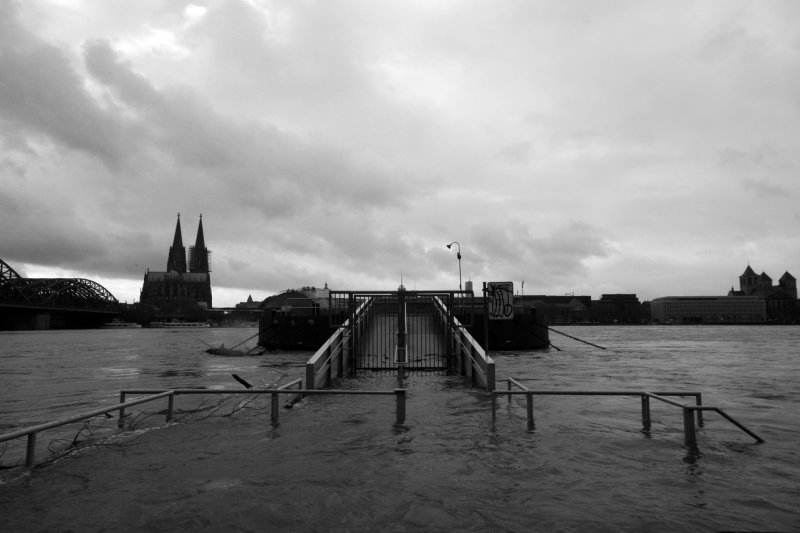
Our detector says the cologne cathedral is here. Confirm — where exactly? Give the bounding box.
[140,215,212,316]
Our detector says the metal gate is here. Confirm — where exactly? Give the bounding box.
[328,290,472,373]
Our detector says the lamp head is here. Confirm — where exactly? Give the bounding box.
[446,243,452,249]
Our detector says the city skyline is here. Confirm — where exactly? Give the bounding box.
[2,1,799,308]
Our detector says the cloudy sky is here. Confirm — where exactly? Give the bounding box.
[2,0,799,307]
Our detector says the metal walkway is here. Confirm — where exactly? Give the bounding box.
[305,288,495,390]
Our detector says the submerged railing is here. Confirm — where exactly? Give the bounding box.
[0,390,176,468]
[0,379,407,469]
[493,377,764,446]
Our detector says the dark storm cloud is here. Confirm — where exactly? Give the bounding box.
[3,0,800,305]
[0,3,126,169]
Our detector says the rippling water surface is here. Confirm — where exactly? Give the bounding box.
[1,325,799,532]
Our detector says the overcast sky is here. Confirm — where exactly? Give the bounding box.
[2,0,799,307]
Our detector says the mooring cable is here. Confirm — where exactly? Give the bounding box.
[547,327,607,350]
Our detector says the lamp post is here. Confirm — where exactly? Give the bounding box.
[446,241,462,291]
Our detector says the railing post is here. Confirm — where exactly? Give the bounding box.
[271,392,280,424]
[507,378,512,403]
[326,345,332,387]
[641,395,651,430]
[118,391,126,428]
[487,360,495,392]
[447,296,454,374]
[166,393,174,422]
[683,407,697,447]
[491,392,497,421]
[395,389,406,425]
[305,362,315,391]
[349,293,356,369]
[25,432,37,468]
[695,394,704,427]
[526,392,535,431]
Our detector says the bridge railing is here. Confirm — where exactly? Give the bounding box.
[306,297,373,389]
[433,296,495,391]
[493,377,764,447]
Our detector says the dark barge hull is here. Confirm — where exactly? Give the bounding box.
[258,306,549,352]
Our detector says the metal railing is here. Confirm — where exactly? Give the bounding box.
[306,297,373,389]
[1,379,408,468]
[0,390,176,468]
[493,377,764,446]
[121,384,405,427]
[433,296,495,391]
[118,378,304,428]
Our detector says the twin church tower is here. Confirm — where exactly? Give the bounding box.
[140,214,212,316]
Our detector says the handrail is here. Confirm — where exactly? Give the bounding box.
[433,296,495,391]
[0,390,175,468]
[2,382,405,469]
[493,379,764,446]
[306,297,373,389]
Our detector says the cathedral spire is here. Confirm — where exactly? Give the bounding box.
[189,214,210,273]
[167,213,187,272]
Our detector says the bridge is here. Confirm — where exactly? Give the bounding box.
[0,258,120,330]
[305,287,495,391]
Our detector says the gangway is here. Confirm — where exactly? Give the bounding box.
[305,288,494,391]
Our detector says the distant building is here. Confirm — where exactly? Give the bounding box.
[650,296,766,324]
[729,265,797,322]
[260,285,331,315]
[235,295,261,310]
[521,295,592,324]
[589,294,646,324]
[140,215,212,317]
[650,265,798,324]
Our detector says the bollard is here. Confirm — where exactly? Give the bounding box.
[395,389,406,425]
[25,432,37,468]
[491,392,497,421]
[683,407,697,447]
[166,393,174,422]
[526,392,535,431]
[271,392,279,424]
[507,378,512,403]
[641,395,651,430]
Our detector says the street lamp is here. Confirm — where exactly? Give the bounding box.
[446,241,462,291]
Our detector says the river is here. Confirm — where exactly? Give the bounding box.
[1,325,798,532]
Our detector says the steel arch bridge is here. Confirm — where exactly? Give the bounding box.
[0,258,118,311]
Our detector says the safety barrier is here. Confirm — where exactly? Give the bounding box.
[433,296,495,391]
[1,379,407,468]
[306,298,373,389]
[0,390,175,468]
[493,377,764,446]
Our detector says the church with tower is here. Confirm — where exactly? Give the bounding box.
[139,214,212,317]
[729,265,797,322]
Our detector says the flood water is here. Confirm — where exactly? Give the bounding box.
[1,325,799,532]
